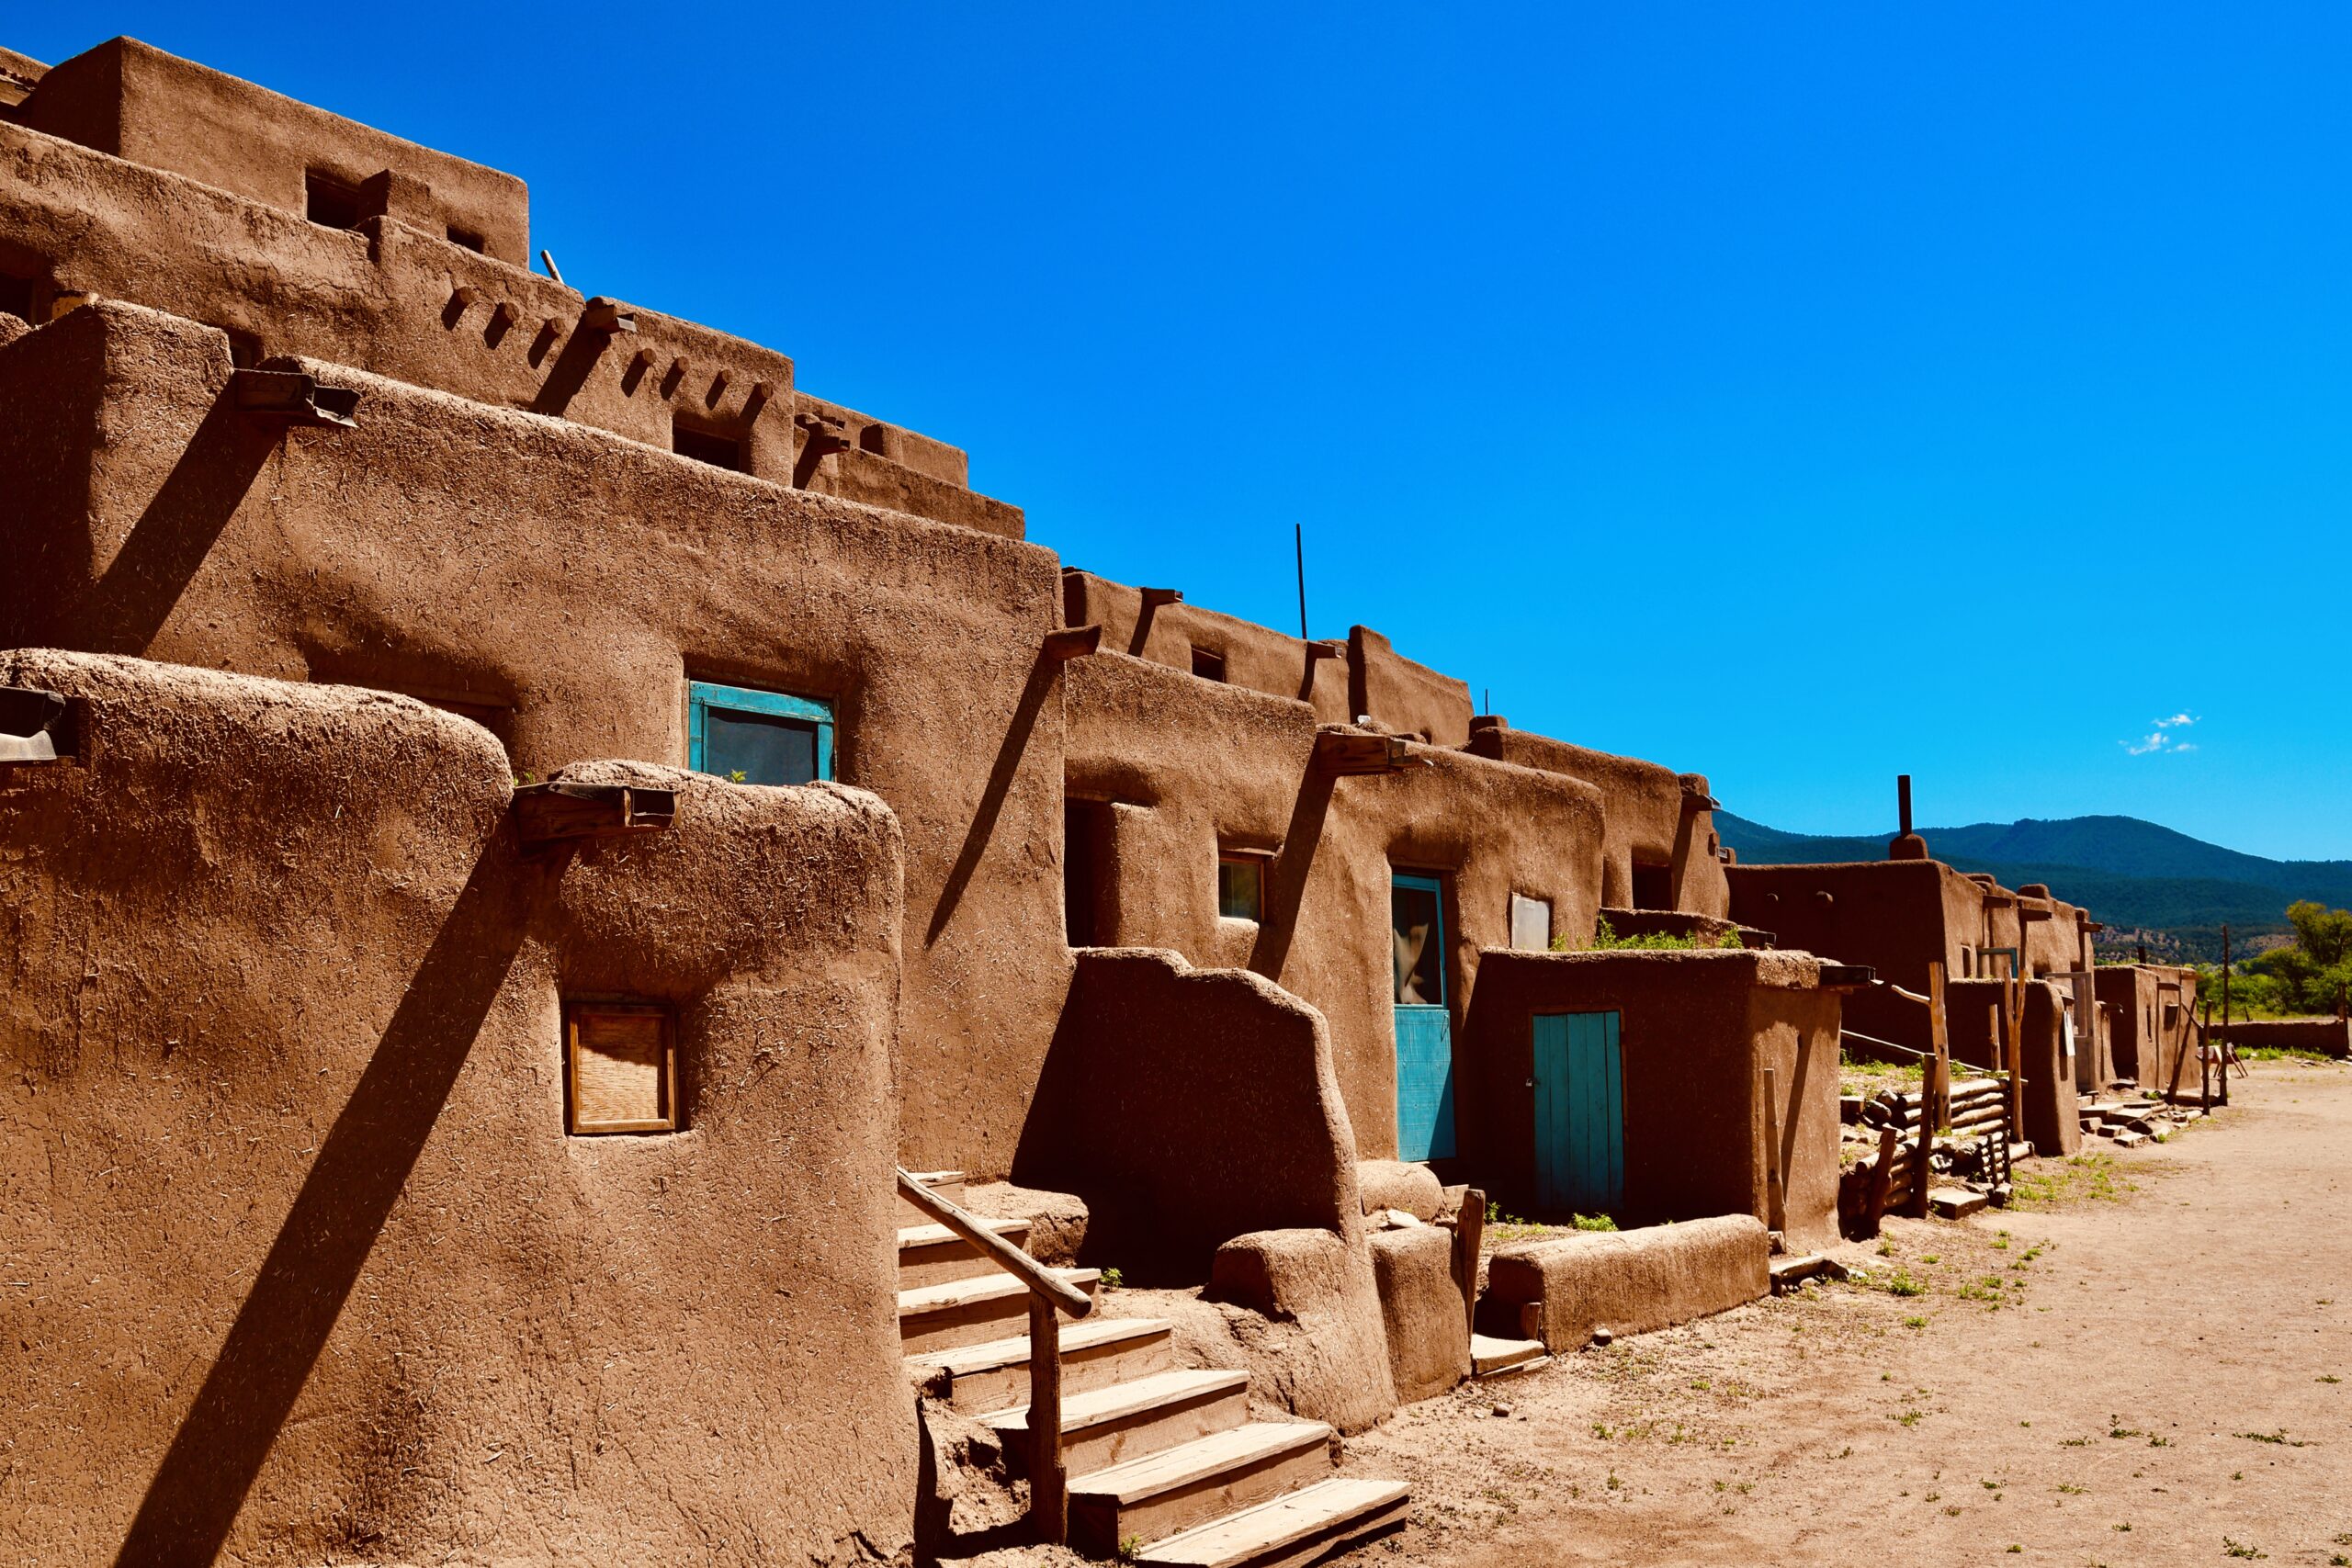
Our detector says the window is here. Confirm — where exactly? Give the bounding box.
[566,1001,676,1134]
[0,272,33,324]
[1217,851,1266,921]
[1509,893,1551,952]
[447,224,487,253]
[1191,647,1227,682]
[305,170,363,230]
[1630,861,1673,910]
[673,419,746,471]
[688,681,833,785]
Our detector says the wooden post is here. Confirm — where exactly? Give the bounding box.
[2003,972,2024,1145]
[2200,997,2212,1114]
[1027,1295,1066,1543]
[2220,924,2233,1105]
[1761,1066,1786,1234]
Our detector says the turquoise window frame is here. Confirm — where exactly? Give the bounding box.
[686,680,834,782]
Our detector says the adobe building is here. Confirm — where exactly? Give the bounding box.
[0,33,2167,1567]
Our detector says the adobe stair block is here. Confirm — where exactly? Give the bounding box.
[897,1268,1099,1355]
[1069,1420,1337,1558]
[905,1314,1176,1413]
[1136,1476,1412,1568]
[897,1216,1032,1290]
[983,1367,1250,1476]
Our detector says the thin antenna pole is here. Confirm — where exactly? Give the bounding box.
[1298,524,1317,639]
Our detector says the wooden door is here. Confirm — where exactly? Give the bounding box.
[1532,1010,1623,1214]
[1391,872,1454,1161]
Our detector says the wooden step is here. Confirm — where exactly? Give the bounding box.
[1928,1187,1989,1220]
[897,1216,1032,1291]
[1069,1420,1335,1557]
[1136,1476,1411,1567]
[984,1367,1249,1475]
[895,1168,967,1226]
[898,1268,1098,1355]
[907,1315,1175,1413]
[1469,1333,1547,1378]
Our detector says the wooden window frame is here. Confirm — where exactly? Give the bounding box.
[565,1000,678,1135]
[686,679,834,782]
[1216,848,1269,922]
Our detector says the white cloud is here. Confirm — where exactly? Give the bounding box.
[2122,713,2202,756]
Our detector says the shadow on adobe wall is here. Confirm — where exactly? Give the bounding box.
[87,381,277,656]
[115,843,536,1566]
[1012,949,1358,1287]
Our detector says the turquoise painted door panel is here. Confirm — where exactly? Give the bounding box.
[1532,1010,1623,1213]
[1392,872,1454,1161]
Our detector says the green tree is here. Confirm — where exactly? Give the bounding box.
[2244,901,2352,1014]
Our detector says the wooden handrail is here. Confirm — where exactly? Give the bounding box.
[896,1168,1093,1317]
[897,1167,1089,1543]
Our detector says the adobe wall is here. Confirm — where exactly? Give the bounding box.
[0,100,1014,533]
[1726,859,1984,1052]
[1466,720,1730,916]
[0,301,1064,1175]
[2217,1018,2351,1059]
[1459,950,1843,1252]
[12,39,531,263]
[0,650,913,1565]
[2096,964,2163,1080]
[1949,978,2080,1155]
[1014,950,1366,1281]
[1061,651,1606,1157]
[1350,625,1473,745]
[1060,568,1351,723]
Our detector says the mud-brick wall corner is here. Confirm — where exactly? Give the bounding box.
[0,649,914,1567]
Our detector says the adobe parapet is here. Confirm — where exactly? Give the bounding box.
[0,38,1017,536]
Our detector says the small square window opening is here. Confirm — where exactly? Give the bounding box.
[1218,852,1265,921]
[447,224,488,253]
[688,680,833,785]
[674,420,746,471]
[1191,648,1227,682]
[305,170,363,230]
[566,1002,677,1134]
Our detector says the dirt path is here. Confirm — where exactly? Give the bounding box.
[1343,1057,2352,1566]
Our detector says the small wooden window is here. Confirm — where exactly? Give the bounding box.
[688,680,833,784]
[1630,861,1673,910]
[1191,648,1227,682]
[305,170,363,231]
[674,419,745,471]
[1217,851,1266,921]
[447,224,488,253]
[566,1002,677,1134]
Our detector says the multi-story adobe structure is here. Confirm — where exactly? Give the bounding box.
[0,35,2174,1568]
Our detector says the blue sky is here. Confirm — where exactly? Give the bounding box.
[18,6,2350,857]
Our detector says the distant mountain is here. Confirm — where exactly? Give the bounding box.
[1714,811,2352,950]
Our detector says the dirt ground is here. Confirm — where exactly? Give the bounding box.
[1340,1055,2352,1567]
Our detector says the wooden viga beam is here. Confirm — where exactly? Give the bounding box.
[1313,727,1418,776]
[514,782,677,848]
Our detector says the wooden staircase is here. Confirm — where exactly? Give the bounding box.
[899,1171,1409,1566]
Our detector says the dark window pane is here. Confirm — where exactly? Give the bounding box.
[1218,858,1262,920]
[706,707,818,785]
[1392,882,1443,1005]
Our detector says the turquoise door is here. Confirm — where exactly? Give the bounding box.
[1391,873,1454,1161]
[1532,1010,1623,1214]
